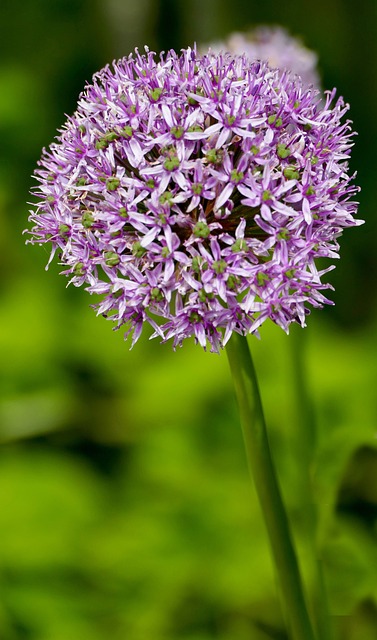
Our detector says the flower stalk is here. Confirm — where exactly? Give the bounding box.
[226,332,317,640]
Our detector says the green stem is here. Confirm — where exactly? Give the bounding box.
[290,326,333,640]
[226,332,316,640]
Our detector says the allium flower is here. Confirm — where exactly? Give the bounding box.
[27,47,361,352]
[206,26,320,89]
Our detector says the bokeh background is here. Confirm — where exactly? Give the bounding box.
[0,1,376,638]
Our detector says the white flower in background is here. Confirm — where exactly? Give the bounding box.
[205,26,320,89]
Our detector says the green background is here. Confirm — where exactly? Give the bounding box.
[0,1,376,638]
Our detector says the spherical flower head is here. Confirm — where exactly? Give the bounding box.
[27,47,361,352]
[206,26,320,89]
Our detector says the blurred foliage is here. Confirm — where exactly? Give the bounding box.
[0,0,376,638]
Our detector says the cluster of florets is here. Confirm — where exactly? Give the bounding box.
[27,47,360,351]
[206,26,320,89]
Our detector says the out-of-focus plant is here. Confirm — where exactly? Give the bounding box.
[204,25,320,90]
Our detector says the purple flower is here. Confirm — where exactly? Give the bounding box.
[206,26,320,89]
[27,47,361,352]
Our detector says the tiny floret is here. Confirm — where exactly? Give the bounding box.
[27,47,361,351]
